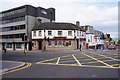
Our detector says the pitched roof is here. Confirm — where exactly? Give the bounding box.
[32,22,86,31]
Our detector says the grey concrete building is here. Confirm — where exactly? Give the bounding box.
[0,5,55,51]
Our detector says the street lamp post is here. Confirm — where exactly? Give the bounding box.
[43,29,46,51]
[79,29,81,51]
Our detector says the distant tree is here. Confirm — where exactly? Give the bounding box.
[118,40,120,44]
[109,37,113,42]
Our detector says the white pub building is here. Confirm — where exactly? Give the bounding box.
[31,22,86,50]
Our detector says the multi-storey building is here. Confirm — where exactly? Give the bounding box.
[0,5,55,51]
[32,22,86,50]
[81,25,104,49]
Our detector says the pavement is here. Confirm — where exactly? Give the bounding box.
[1,61,25,73]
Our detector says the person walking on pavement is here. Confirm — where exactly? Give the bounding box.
[80,44,82,51]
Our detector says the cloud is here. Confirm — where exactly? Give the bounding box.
[0,0,118,38]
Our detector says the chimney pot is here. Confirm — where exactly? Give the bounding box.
[76,21,80,26]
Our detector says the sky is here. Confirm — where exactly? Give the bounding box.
[0,0,119,38]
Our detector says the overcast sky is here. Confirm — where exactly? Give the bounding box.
[0,0,119,38]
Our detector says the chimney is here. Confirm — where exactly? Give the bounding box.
[76,21,80,26]
[37,18,42,25]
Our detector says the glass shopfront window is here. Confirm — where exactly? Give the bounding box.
[68,41,71,46]
[6,43,12,48]
[48,41,51,47]
[63,41,65,46]
[16,43,22,49]
[55,41,57,46]
[58,41,62,46]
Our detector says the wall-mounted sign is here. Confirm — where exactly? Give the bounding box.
[40,9,47,14]
[94,36,97,39]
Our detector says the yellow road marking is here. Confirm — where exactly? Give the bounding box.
[111,64,119,66]
[60,58,74,60]
[38,62,119,69]
[61,54,72,58]
[82,53,113,67]
[56,57,60,64]
[102,60,114,62]
[72,54,82,66]
[0,62,31,75]
[82,61,99,64]
[36,57,57,64]
[60,60,76,63]
[91,52,120,61]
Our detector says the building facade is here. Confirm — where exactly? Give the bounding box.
[81,25,104,49]
[32,22,86,50]
[0,5,55,51]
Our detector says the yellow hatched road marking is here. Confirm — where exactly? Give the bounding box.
[81,61,99,64]
[60,60,76,63]
[102,60,114,62]
[38,62,119,69]
[91,52,120,61]
[72,54,82,66]
[56,57,60,64]
[60,58,74,60]
[36,57,57,64]
[111,64,119,66]
[0,63,31,75]
[81,53,113,67]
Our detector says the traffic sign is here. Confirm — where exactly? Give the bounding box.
[94,36,97,39]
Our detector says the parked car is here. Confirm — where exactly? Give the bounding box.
[108,45,116,50]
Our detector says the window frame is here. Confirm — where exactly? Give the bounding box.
[48,31,52,36]
[38,30,42,36]
[68,31,72,36]
[58,31,62,36]
[33,31,36,36]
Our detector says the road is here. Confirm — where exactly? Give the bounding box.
[2,50,120,78]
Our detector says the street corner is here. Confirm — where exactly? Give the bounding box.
[1,61,31,75]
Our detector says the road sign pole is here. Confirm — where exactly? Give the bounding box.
[24,35,25,54]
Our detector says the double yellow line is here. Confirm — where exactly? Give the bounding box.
[0,62,31,75]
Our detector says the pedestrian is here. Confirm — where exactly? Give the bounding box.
[80,44,82,51]
[4,48,6,53]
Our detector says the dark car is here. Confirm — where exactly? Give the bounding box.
[108,45,116,50]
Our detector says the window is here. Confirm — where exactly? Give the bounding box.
[77,31,79,36]
[6,43,12,48]
[48,31,52,36]
[48,41,51,47]
[68,31,72,36]
[63,41,65,46]
[38,31,42,36]
[0,16,25,24]
[33,31,36,36]
[68,41,71,46]
[58,31,62,36]
[55,41,57,46]
[58,41,62,46]
[16,43,22,48]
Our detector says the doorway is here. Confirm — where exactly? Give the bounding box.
[86,43,88,49]
[38,41,42,50]
[77,40,79,49]
[13,43,15,50]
